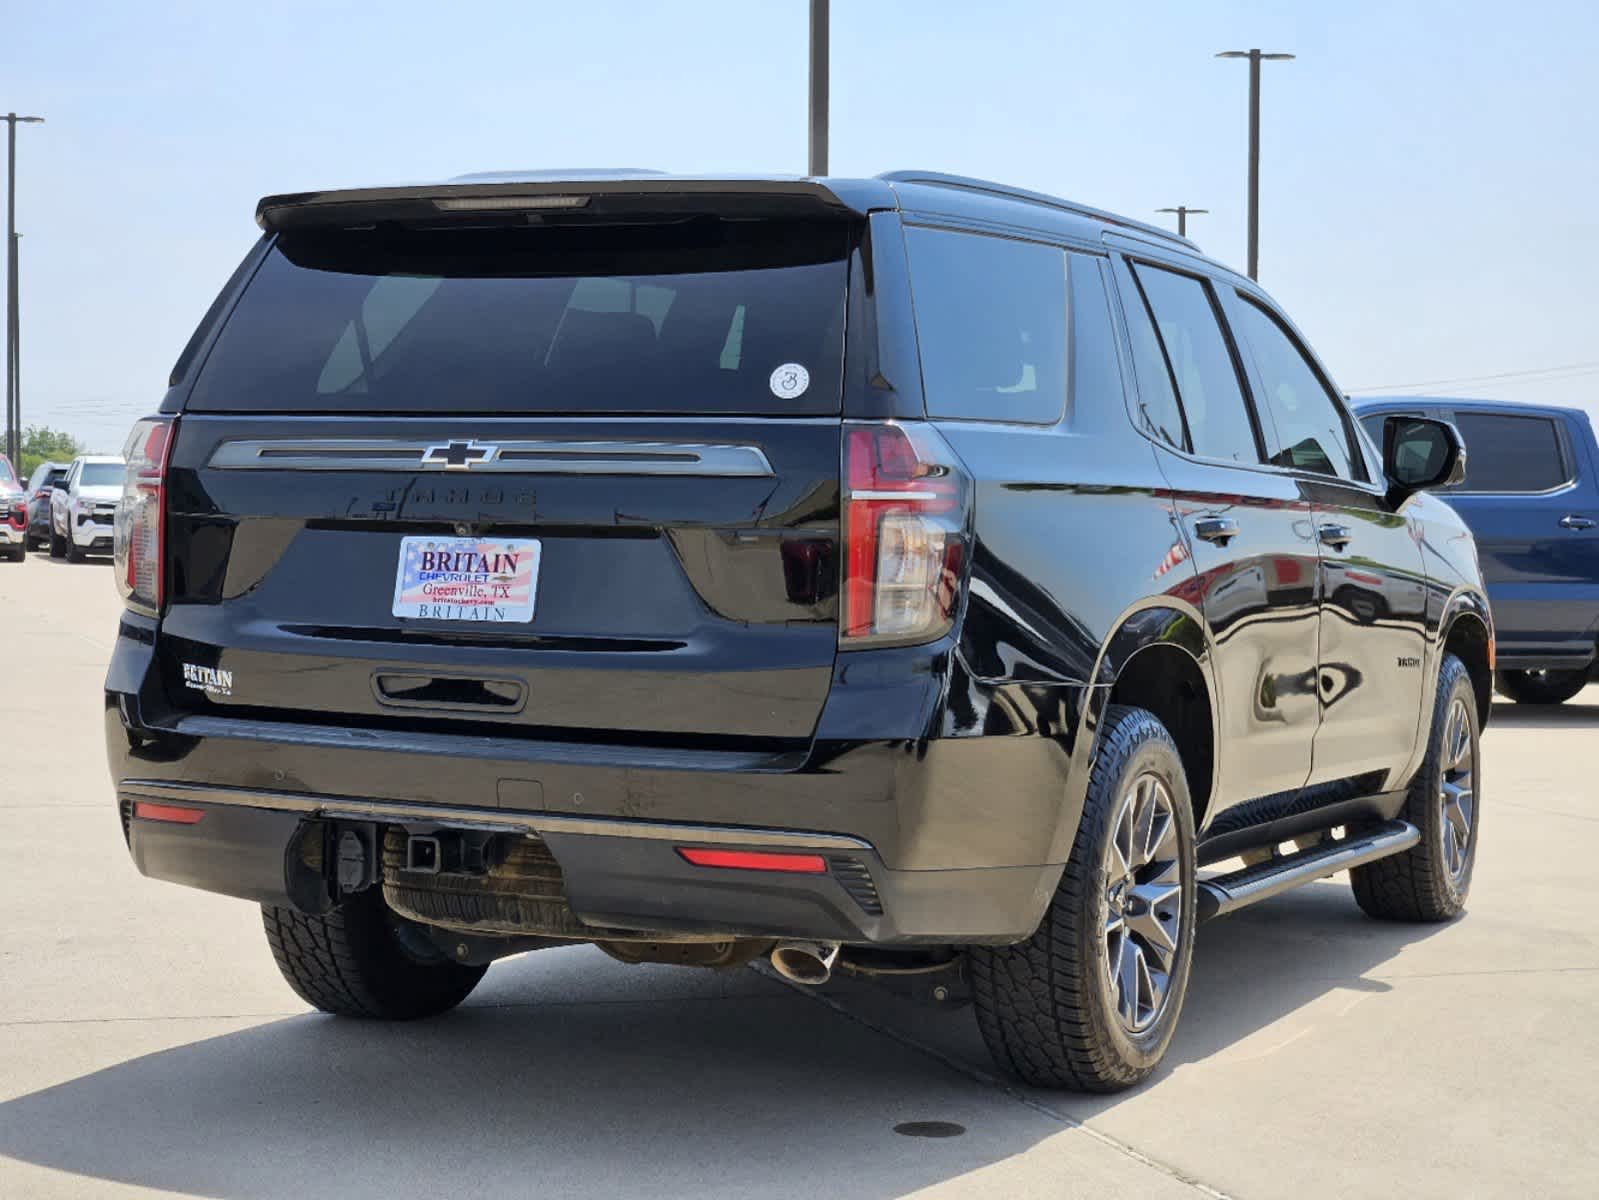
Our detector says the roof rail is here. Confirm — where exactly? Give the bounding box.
[878,170,1199,251]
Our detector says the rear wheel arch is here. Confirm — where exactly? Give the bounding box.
[1070,602,1220,838]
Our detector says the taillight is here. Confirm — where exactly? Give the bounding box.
[114,417,173,613]
[841,421,969,646]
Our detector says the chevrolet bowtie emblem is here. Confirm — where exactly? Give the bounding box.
[421,440,498,470]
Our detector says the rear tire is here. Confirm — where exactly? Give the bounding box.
[970,705,1197,1092]
[262,888,487,1019]
[1351,654,1480,922]
[3,544,22,563]
[1494,667,1587,706]
[65,539,84,563]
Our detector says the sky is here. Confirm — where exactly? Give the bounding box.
[6,0,1599,451]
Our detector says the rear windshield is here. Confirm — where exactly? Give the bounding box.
[187,219,851,416]
[0,459,15,488]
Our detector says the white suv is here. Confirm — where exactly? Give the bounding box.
[49,455,125,562]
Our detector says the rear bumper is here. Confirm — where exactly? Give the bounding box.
[115,780,1060,944]
[106,620,1083,945]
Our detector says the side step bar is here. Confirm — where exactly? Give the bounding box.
[1197,820,1420,921]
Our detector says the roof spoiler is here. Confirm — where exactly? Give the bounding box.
[255,178,875,232]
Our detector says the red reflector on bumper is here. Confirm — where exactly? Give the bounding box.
[677,848,827,874]
[132,801,205,825]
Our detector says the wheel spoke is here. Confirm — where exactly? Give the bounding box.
[1117,935,1141,1025]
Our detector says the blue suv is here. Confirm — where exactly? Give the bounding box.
[1355,398,1599,704]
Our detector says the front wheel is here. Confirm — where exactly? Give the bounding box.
[1494,667,1587,706]
[262,888,487,1019]
[970,705,1197,1092]
[1351,653,1480,921]
[48,525,65,558]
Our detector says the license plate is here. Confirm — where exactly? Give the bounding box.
[392,536,541,623]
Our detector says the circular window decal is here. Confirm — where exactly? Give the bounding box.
[769,363,811,400]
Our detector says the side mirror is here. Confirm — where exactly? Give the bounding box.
[1383,415,1466,505]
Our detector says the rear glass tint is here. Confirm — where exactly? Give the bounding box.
[904,226,1067,425]
[187,220,851,415]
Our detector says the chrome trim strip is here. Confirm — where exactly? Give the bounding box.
[207,438,774,477]
[118,779,873,851]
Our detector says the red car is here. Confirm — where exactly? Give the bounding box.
[1,455,27,563]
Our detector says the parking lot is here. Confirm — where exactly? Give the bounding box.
[1,549,1593,1199]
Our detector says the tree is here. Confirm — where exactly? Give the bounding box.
[19,426,82,479]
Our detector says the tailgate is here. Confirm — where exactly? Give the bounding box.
[159,215,851,745]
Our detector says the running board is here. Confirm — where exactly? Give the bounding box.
[1197,820,1420,921]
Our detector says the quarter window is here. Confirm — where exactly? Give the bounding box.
[1232,297,1362,480]
[1119,270,1187,450]
[904,227,1068,425]
[1452,412,1568,493]
[1131,264,1259,464]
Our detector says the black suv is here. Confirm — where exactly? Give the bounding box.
[106,170,1489,1091]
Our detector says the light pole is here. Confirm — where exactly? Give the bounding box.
[4,113,44,471]
[1215,50,1292,279]
[1156,206,1209,238]
[808,0,829,175]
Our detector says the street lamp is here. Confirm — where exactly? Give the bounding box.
[808,0,829,175]
[4,112,44,471]
[1215,50,1292,280]
[1156,206,1209,238]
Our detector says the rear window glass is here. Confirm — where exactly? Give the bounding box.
[904,227,1067,425]
[1453,412,1568,493]
[187,220,850,415]
[0,459,15,488]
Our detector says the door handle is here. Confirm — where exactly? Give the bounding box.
[1192,516,1240,545]
[1559,514,1595,530]
[1317,523,1353,550]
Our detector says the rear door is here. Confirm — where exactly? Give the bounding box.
[161,214,854,745]
[1441,408,1599,664]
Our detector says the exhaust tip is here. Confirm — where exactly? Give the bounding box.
[769,941,840,986]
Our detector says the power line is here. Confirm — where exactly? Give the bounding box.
[1349,360,1599,393]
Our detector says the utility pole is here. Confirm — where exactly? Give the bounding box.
[4,112,44,470]
[1156,206,1209,238]
[1215,50,1292,279]
[808,0,829,176]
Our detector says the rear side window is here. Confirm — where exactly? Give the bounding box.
[904,226,1067,425]
[187,220,850,415]
[1453,412,1568,493]
[1130,264,1259,464]
[1231,297,1363,481]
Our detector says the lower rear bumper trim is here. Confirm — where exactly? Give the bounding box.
[118,778,873,853]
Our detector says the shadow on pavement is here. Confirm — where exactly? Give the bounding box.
[0,885,1449,1198]
[811,879,1447,1115]
[0,960,1058,1200]
[1486,697,1599,729]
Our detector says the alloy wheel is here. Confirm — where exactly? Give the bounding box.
[1102,773,1184,1034]
[1440,696,1475,884]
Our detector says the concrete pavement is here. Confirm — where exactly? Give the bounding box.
[1,549,1594,1198]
